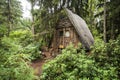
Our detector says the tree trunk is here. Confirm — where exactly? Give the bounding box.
[8,0,11,36]
[103,0,107,42]
[89,0,93,28]
[31,1,35,38]
[111,20,114,39]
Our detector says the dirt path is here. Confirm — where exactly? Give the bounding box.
[31,52,52,75]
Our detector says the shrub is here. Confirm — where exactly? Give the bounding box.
[22,42,42,60]
[0,54,36,80]
[0,30,41,80]
[40,44,117,80]
[9,30,33,46]
[91,37,120,79]
[1,30,43,60]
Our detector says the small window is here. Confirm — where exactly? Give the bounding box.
[65,31,70,37]
[59,31,63,36]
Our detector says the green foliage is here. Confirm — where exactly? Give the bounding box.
[22,42,42,60]
[40,44,118,80]
[0,0,119,80]
[106,36,120,76]
[10,30,33,46]
[0,30,41,80]
[91,36,120,79]
[0,54,36,80]
[0,30,42,60]
[0,24,8,37]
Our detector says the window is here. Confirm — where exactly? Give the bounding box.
[59,31,63,36]
[65,31,70,37]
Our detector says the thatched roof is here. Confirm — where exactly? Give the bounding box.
[65,8,94,50]
[57,18,72,29]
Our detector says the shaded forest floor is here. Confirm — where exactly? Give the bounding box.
[31,52,52,75]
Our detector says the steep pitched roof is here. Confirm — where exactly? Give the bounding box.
[65,8,94,50]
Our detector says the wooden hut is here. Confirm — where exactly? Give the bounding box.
[51,8,94,54]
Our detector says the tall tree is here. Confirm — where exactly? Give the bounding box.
[27,0,38,37]
[103,0,107,42]
[7,0,22,33]
[95,0,120,40]
[87,0,97,29]
[0,0,22,36]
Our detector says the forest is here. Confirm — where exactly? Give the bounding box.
[0,0,120,80]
